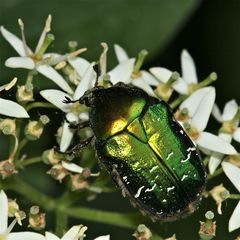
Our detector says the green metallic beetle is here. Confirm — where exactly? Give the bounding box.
[63,72,207,222]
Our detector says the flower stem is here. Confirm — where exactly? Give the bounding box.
[55,209,68,236]
[1,176,149,229]
[207,167,223,180]
[26,102,57,111]
[16,156,42,168]
[67,207,147,229]
[170,95,186,108]
[228,194,240,200]
[14,138,28,161]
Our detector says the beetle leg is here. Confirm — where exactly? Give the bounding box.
[65,136,94,157]
[62,96,79,104]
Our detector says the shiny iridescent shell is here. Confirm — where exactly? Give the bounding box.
[85,83,206,221]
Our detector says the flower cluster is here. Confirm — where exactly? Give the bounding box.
[0,190,109,240]
[1,16,240,239]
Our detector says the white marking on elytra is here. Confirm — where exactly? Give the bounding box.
[123,176,127,181]
[181,152,191,163]
[180,130,184,135]
[162,199,167,203]
[166,151,174,160]
[145,183,157,193]
[127,182,130,185]
[167,186,175,192]
[187,147,196,152]
[150,165,158,173]
[134,186,145,198]
[181,174,188,181]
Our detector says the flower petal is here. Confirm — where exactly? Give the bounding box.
[62,225,83,240]
[181,49,198,84]
[62,161,84,174]
[68,57,90,79]
[5,57,34,70]
[114,44,129,63]
[212,104,223,122]
[108,58,135,84]
[222,162,240,192]
[8,232,45,240]
[233,128,240,143]
[0,98,29,118]
[132,77,156,97]
[149,67,171,83]
[149,67,188,94]
[60,113,78,152]
[208,153,223,174]
[73,63,95,100]
[40,89,71,113]
[141,70,159,86]
[79,112,89,121]
[45,232,60,240]
[0,190,8,233]
[94,235,110,240]
[180,87,214,117]
[222,99,238,122]
[36,65,73,94]
[229,201,240,232]
[172,77,188,95]
[191,87,215,131]
[196,131,237,155]
[0,26,32,57]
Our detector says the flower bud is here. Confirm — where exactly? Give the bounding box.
[165,235,177,240]
[71,174,89,191]
[199,211,216,240]
[228,154,240,167]
[15,210,26,225]
[0,119,16,135]
[25,115,49,140]
[47,164,68,182]
[42,148,62,165]
[68,40,78,52]
[8,199,20,217]
[0,160,17,178]
[133,224,152,240]
[29,206,46,230]
[209,184,229,214]
[55,61,67,70]
[56,126,63,144]
[16,83,34,103]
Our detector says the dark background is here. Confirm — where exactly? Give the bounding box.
[0,0,240,239]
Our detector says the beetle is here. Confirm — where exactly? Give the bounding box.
[63,66,207,222]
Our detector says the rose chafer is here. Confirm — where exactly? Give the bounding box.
[64,69,206,221]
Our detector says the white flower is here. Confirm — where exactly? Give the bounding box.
[94,235,110,240]
[45,225,88,240]
[209,100,239,174]
[62,161,99,177]
[0,78,29,118]
[40,63,95,151]
[150,49,216,95]
[1,16,73,94]
[222,162,240,232]
[0,190,45,240]
[178,87,237,154]
[109,44,157,96]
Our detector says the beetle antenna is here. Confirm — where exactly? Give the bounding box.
[93,63,101,87]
